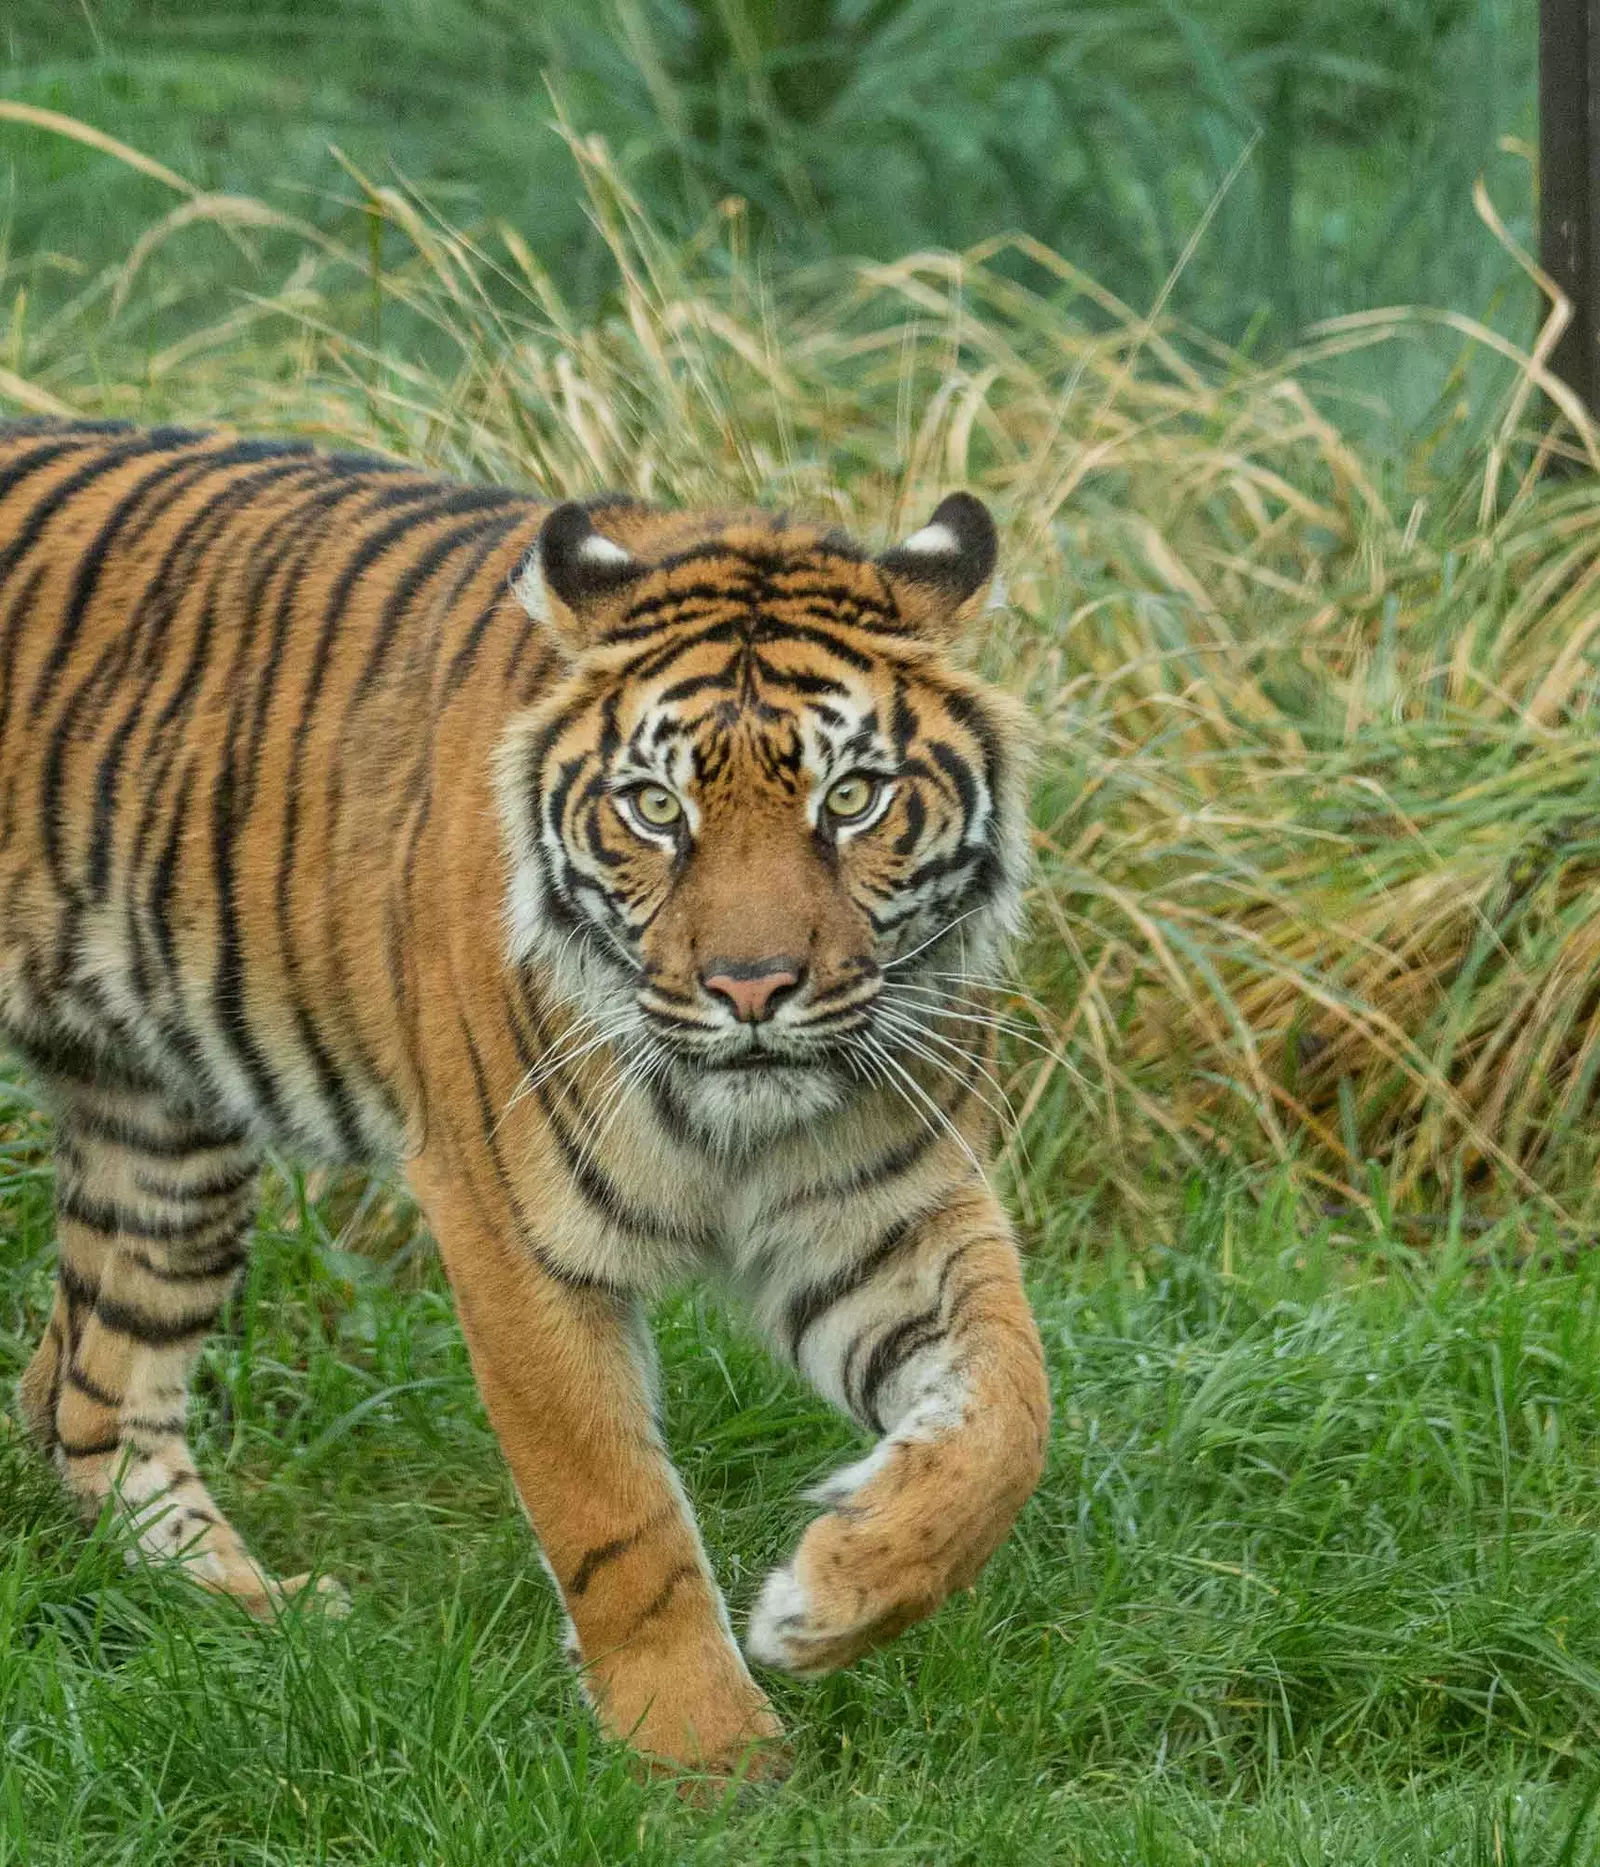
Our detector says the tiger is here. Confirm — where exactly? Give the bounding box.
[0,417,1049,1778]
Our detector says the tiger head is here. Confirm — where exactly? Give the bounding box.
[495,494,1030,1149]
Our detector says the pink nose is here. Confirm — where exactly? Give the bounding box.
[700,961,803,1023]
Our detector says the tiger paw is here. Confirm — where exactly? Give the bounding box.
[155,1544,350,1621]
[588,1636,788,1779]
[262,1571,352,1618]
[745,1506,949,1679]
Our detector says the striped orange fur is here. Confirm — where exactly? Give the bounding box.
[1,419,1049,1776]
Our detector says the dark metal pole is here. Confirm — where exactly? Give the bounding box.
[1541,0,1599,411]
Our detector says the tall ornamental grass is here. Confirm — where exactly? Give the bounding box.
[4,110,1599,1236]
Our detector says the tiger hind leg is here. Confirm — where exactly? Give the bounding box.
[20,1070,340,1616]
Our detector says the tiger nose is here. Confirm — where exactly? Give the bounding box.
[700,959,805,1023]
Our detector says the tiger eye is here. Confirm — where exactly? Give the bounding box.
[825,775,877,821]
[631,785,682,828]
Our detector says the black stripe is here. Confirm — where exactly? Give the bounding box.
[748,658,851,700]
[930,683,1005,828]
[855,1310,946,1433]
[59,1433,129,1460]
[755,617,877,670]
[270,482,473,1147]
[25,436,217,720]
[148,760,195,987]
[540,1090,705,1248]
[900,848,986,895]
[0,431,188,602]
[441,585,517,698]
[351,508,522,704]
[87,456,329,900]
[238,472,395,814]
[774,1061,976,1214]
[132,1160,258,1202]
[291,1004,371,1160]
[388,780,438,1116]
[131,1469,200,1511]
[210,732,292,1133]
[125,555,237,981]
[654,662,742,706]
[71,1106,248,1159]
[127,1243,248,1285]
[58,1187,246,1245]
[205,478,402,1149]
[892,786,928,857]
[858,1241,986,1431]
[568,1521,661,1597]
[615,617,747,684]
[782,1217,917,1361]
[0,436,99,507]
[0,561,50,757]
[64,1363,122,1409]
[621,1562,697,1636]
[57,1259,98,1312]
[91,1293,223,1347]
[292,482,523,750]
[132,461,357,902]
[457,1015,630,1296]
[121,1414,187,1439]
[301,508,526,1149]
[41,449,272,886]
[928,737,981,823]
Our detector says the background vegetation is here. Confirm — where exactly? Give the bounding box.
[2,0,1539,344]
[8,3,1600,1861]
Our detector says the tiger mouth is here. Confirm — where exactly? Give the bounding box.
[703,1051,811,1073]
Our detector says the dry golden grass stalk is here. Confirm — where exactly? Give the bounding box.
[7,113,1600,1235]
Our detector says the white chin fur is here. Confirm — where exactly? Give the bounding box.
[676,1064,846,1149]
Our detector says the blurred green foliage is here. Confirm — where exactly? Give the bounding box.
[1,0,1538,339]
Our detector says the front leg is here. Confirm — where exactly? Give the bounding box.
[747,1179,1050,1677]
[408,1152,782,1777]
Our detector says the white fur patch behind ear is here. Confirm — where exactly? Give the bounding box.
[896,522,962,557]
[509,532,633,628]
[509,551,550,625]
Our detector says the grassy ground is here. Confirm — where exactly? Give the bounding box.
[7,1070,1600,1862]
[4,38,1600,1860]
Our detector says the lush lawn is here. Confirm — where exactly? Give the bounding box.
[5,1064,1600,1863]
[1,9,1597,1860]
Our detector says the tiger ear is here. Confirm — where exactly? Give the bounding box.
[511,502,645,651]
[876,493,999,640]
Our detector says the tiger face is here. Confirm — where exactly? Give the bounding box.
[496,495,1029,1148]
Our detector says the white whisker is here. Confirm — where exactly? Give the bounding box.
[873,1007,1022,1140]
[879,982,1043,1044]
[497,1008,642,1131]
[567,1033,654,1180]
[883,907,987,973]
[861,1032,981,1175]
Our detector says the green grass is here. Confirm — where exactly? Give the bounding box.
[9,1066,1600,1859]
[5,16,1600,1852]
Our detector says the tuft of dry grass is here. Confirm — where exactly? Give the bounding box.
[6,110,1600,1236]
